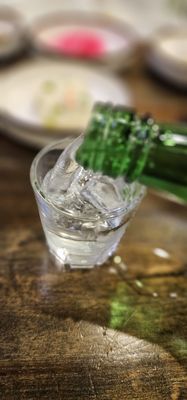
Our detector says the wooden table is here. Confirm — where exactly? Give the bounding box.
[0,65,187,399]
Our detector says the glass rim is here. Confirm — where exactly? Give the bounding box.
[30,138,146,221]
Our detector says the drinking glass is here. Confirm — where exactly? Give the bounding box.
[30,138,145,269]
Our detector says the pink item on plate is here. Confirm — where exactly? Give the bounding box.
[49,29,105,58]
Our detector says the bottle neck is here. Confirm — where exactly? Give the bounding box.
[76,103,159,179]
[76,103,187,201]
[141,121,187,202]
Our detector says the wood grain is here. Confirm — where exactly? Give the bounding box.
[0,65,187,399]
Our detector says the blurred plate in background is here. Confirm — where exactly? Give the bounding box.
[0,6,26,61]
[5,0,187,37]
[147,27,187,87]
[0,58,131,148]
[30,12,140,70]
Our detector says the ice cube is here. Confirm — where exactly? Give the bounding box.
[41,138,81,206]
[41,136,126,217]
[81,175,125,213]
[43,157,78,195]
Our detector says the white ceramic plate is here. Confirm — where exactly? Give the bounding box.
[0,6,26,60]
[0,58,132,148]
[147,28,187,87]
[30,12,139,70]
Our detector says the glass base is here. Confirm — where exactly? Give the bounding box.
[46,236,120,270]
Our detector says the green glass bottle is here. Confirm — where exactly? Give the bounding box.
[76,103,187,202]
